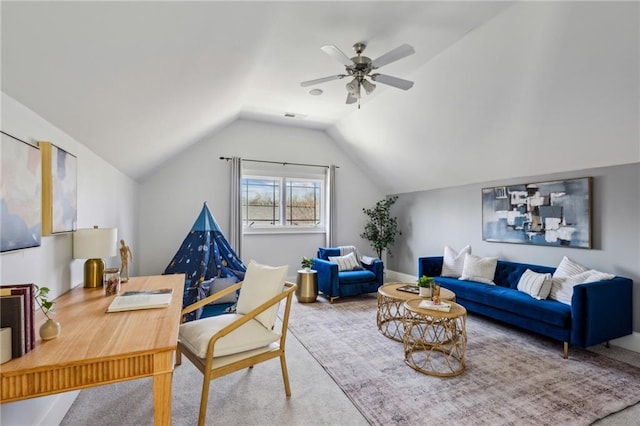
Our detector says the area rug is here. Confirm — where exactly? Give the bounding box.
[287,294,640,426]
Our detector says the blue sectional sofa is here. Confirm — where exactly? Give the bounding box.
[418,256,633,357]
[313,247,384,302]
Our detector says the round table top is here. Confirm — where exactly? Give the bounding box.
[378,282,455,301]
[404,298,466,319]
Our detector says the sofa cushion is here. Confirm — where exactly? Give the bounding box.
[517,269,552,300]
[318,247,340,260]
[460,253,498,284]
[551,269,615,305]
[436,276,571,328]
[328,252,361,271]
[338,270,376,285]
[441,245,471,278]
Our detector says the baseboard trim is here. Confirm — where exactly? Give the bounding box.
[385,269,639,354]
[610,332,640,353]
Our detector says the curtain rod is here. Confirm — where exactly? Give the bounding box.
[219,156,338,169]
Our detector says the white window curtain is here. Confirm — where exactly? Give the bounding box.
[229,156,242,258]
[325,165,336,247]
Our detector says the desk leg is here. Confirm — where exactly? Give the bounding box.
[153,352,174,425]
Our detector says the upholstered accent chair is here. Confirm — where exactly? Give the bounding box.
[313,247,384,303]
[176,260,296,426]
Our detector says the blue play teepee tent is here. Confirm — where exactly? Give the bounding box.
[164,202,245,320]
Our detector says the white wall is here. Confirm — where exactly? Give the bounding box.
[138,118,385,279]
[0,92,140,425]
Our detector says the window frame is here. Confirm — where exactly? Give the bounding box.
[241,170,325,235]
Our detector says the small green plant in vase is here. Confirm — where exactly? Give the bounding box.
[35,285,61,340]
[417,275,434,298]
[301,257,314,271]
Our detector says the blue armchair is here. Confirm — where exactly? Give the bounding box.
[313,247,384,302]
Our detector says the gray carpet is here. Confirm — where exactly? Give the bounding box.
[60,294,640,425]
[288,294,640,426]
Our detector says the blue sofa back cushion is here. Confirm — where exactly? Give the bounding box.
[318,247,340,260]
[493,260,556,289]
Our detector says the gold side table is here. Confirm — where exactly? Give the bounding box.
[377,283,456,342]
[402,299,467,377]
[296,269,318,303]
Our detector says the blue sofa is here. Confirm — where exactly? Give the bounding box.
[313,247,384,302]
[418,256,633,357]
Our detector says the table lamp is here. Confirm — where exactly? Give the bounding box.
[73,226,118,288]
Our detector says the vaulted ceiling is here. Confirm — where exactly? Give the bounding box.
[2,2,636,194]
[1,1,513,185]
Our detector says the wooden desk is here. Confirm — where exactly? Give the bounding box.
[0,274,184,425]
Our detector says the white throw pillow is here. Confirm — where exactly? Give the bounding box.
[236,260,288,329]
[550,268,615,305]
[328,252,361,271]
[517,269,552,300]
[549,256,589,303]
[460,253,498,285]
[441,245,471,278]
[208,276,239,305]
[179,314,280,358]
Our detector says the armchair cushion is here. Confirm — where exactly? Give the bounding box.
[179,314,280,358]
[328,252,361,271]
[236,260,288,329]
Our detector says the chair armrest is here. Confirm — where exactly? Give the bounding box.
[204,282,297,360]
[570,276,633,347]
[312,258,340,297]
[363,259,384,285]
[181,282,243,317]
[418,256,444,277]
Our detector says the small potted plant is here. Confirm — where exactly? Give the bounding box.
[417,275,434,298]
[35,285,61,340]
[301,257,314,271]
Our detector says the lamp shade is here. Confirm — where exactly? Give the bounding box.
[73,227,118,259]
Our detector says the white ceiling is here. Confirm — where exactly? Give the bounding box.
[1,1,514,190]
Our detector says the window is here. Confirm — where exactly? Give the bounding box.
[242,175,323,231]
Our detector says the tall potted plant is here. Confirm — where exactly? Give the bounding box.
[360,195,401,259]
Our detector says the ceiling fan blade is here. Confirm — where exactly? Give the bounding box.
[371,43,415,69]
[371,73,414,90]
[346,93,357,104]
[320,45,353,67]
[300,75,345,87]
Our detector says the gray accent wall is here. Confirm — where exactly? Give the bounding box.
[388,163,640,332]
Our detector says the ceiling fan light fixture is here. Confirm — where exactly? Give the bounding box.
[345,79,359,97]
[361,79,376,95]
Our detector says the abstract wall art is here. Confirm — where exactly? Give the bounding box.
[40,141,77,235]
[1,131,42,252]
[482,177,592,249]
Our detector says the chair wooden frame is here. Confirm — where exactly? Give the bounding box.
[176,281,297,426]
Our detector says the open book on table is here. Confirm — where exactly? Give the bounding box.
[106,288,173,313]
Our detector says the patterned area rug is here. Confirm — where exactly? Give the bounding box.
[287,294,640,426]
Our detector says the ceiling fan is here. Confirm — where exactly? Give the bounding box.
[300,42,415,108]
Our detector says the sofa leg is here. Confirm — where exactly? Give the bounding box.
[329,296,339,304]
[563,342,569,359]
[605,340,610,348]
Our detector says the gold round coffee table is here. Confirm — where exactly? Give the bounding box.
[376,282,455,342]
[402,298,467,377]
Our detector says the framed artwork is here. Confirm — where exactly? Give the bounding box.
[40,141,77,235]
[482,177,592,249]
[1,131,42,252]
